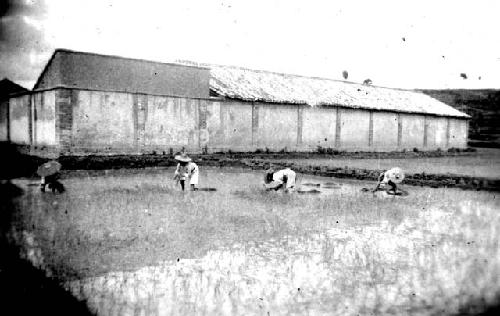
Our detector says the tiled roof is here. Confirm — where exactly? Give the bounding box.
[207,65,469,118]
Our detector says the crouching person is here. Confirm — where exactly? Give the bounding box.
[173,152,199,191]
[38,160,65,193]
[41,173,65,193]
[264,167,296,192]
[372,167,404,194]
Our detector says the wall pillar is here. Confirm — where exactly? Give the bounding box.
[0,99,11,142]
[368,111,373,147]
[423,116,428,148]
[446,118,450,148]
[297,106,303,147]
[220,102,226,143]
[30,94,35,146]
[465,119,469,147]
[198,99,208,149]
[133,93,148,152]
[198,99,207,129]
[133,94,138,149]
[335,107,341,148]
[55,89,74,152]
[251,102,259,146]
[397,113,402,148]
[27,94,33,146]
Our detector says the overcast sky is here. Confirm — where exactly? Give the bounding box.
[1,0,499,90]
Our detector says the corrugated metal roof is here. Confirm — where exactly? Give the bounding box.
[207,64,469,118]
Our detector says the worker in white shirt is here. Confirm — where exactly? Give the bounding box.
[264,166,296,192]
[173,152,199,191]
[372,167,405,194]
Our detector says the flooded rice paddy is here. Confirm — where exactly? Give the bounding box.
[5,167,500,315]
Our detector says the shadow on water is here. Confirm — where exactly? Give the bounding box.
[0,144,93,315]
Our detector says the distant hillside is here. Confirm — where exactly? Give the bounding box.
[419,89,500,148]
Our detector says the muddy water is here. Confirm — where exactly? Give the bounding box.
[6,168,500,315]
[192,167,385,197]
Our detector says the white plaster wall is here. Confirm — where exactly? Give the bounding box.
[302,107,336,149]
[426,117,448,149]
[0,101,8,141]
[401,114,425,149]
[33,91,56,146]
[9,95,30,144]
[340,109,370,150]
[256,105,297,150]
[72,90,135,149]
[372,112,399,151]
[144,96,198,149]
[449,118,468,148]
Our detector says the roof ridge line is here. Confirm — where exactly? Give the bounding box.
[176,59,420,92]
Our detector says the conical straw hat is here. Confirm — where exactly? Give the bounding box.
[386,167,405,184]
[174,153,192,163]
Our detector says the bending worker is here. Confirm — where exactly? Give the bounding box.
[37,160,65,194]
[372,167,405,194]
[173,152,199,191]
[264,166,297,192]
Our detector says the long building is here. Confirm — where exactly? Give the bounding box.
[0,49,469,156]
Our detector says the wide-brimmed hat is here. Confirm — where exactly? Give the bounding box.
[174,153,192,163]
[386,167,405,184]
[37,160,61,177]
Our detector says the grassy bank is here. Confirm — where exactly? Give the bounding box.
[269,148,500,179]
